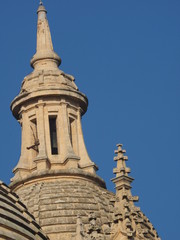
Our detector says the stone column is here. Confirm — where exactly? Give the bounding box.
[12,108,31,180]
[58,101,79,168]
[76,108,97,174]
[34,100,49,170]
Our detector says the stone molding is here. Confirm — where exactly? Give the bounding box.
[10,168,106,191]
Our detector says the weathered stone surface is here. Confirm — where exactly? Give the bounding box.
[7,2,161,240]
[0,181,49,240]
[110,144,160,240]
[13,175,114,239]
[10,3,97,185]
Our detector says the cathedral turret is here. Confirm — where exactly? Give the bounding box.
[11,2,97,184]
[8,3,160,240]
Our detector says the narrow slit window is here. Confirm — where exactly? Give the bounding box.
[69,118,73,146]
[49,117,58,155]
[69,117,78,155]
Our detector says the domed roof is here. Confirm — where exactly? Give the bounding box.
[0,181,49,240]
[10,168,160,240]
[11,169,114,239]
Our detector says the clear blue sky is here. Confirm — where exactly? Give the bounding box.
[0,1,179,239]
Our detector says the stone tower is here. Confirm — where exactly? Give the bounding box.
[8,2,160,240]
[11,3,97,180]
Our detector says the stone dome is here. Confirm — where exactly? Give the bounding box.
[10,169,114,240]
[10,168,160,240]
[0,181,49,240]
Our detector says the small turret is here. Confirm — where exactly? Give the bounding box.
[111,144,160,240]
[112,144,134,197]
[10,2,98,185]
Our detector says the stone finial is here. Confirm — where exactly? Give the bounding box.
[113,144,131,177]
[111,144,137,238]
[110,145,161,240]
[111,144,161,240]
[111,144,134,196]
[30,2,61,69]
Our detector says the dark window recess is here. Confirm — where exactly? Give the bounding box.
[69,118,73,146]
[49,117,58,155]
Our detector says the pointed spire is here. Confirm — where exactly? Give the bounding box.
[112,144,134,196]
[113,144,131,178]
[30,2,61,69]
[111,144,140,239]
